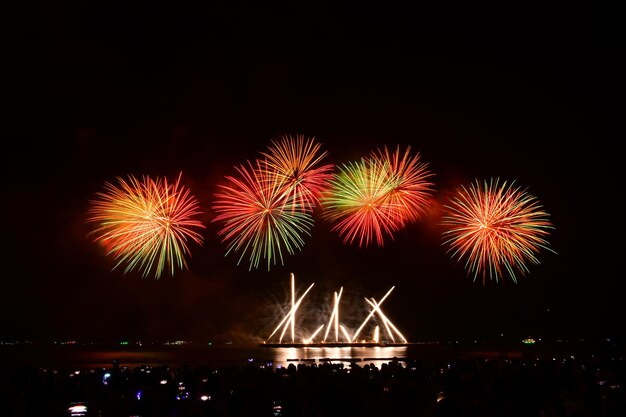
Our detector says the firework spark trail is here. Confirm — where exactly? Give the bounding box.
[340,325,352,342]
[260,134,334,213]
[365,298,396,342]
[276,283,315,343]
[305,324,325,343]
[322,287,343,342]
[441,178,555,284]
[87,172,205,279]
[351,286,395,342]
[266,279,407,344]
[291,273,295,343]
[213,160,314,270]
[334,291,340,342]
[266,282,315,343]
[366,298,408,343]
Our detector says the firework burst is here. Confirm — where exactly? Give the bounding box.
[260,134,334,212]
[322,146,434,247]
[370,145,435,225]
[87,172,205,279]
[212,160,314,270]
[441,178,555,284]
[321,158,401,247]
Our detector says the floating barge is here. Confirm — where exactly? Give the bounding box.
[259,342,412,348]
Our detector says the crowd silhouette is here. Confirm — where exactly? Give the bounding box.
[1,354,624,417]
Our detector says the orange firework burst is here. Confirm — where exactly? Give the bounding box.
[260,134,334,212]
[441,178,556,284]
[87,172,205,279]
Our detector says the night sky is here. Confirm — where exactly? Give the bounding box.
[3,3,623,344]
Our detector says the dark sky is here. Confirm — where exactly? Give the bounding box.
[2,2,624,343]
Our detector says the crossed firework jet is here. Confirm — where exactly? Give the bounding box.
[87,134,556,283]
[265,273,408,345]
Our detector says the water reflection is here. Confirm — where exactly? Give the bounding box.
[267,346,408,369]
[3,344,425,370]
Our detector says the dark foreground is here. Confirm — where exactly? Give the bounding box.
[1,341,625,417]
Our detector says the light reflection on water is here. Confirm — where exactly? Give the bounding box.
[12,345,415,370]
[266,346,408,369]
[5,341,610,371]
[84,346,410,370]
